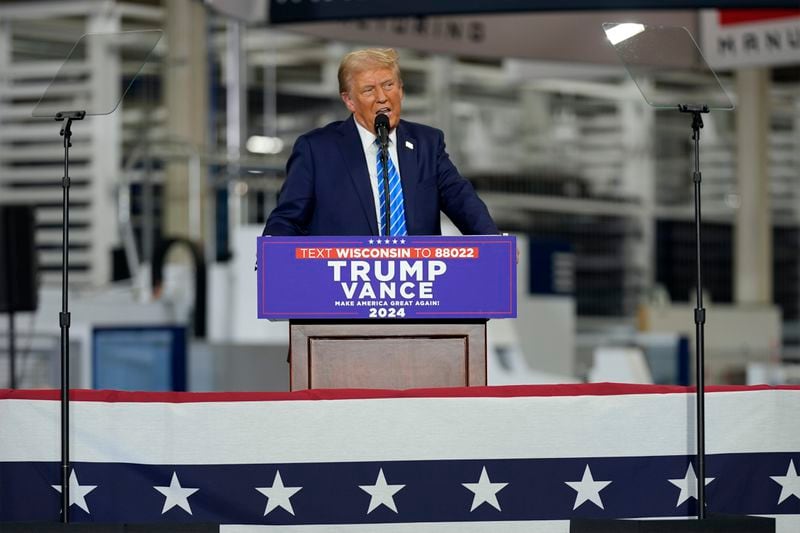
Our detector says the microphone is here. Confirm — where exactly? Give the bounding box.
[374,113,389,149]
[374,113,391,235]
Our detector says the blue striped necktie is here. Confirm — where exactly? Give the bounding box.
[375,140,407,236]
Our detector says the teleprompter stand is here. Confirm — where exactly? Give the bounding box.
[56,109,85,522]
[30,30,162,526]
[568,23,774,532]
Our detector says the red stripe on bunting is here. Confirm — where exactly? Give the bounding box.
[1,383,798,403]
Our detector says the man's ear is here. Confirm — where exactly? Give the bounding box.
[341,92,356,113]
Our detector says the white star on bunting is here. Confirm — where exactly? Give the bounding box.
[154,471,199,515]
[771,459,800,504]
[668,464,715,507]
[462,466,508,512]
[256,470,302,516]
[565,465,612,510]
[359,468,405,514]
[52,470,97,514]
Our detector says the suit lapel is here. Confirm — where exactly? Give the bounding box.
[336,116,379,235]
[396,121,418,233]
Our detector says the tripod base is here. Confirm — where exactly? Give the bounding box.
[571,515,775,532]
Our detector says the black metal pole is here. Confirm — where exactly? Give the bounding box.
[7,310,15,389]
[59,116,73,523]
[55,110,84,523]
[379,146,391,236]
[692,116,706,520]
[681,104,708,520]
[4,211,15,388]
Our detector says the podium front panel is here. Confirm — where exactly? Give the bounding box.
[290,321,486,391]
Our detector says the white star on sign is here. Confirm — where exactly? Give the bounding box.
[462,466,508,512]
[52,470,97,514]
[565,465,612,510]
[771,459,800,504]
[359,468,405,514]
[256,470,302,516]
[668,464,715,507]
[154,471,199,515]
[376,239,382,244]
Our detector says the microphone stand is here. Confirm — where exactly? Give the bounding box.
[679,103,709,519]
[379,139,391,236]
[55,109,85,523]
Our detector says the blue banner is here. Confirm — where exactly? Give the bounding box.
[257,235,516,319]
[269,1,799,24]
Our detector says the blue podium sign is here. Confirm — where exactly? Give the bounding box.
[257,235,516,320]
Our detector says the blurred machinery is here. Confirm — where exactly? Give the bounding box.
[0,2,797,390]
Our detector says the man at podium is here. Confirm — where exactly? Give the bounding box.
[263,48,498,237]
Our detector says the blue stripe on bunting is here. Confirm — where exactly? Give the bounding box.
[1,453,798,524]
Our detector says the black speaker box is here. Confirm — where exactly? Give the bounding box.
[570,515,775,533]
[0,204,38,313]
[0,523,218,532]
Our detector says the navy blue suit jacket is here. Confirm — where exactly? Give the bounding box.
[264,116,498,236]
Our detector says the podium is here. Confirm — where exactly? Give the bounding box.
[257,235,516,390]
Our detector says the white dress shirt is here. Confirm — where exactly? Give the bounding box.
[354,118,402,230]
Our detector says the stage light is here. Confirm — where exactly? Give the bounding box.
[246,135,284,154]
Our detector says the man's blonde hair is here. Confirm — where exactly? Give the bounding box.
[338,48,402,94]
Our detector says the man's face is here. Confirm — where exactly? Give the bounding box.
[341,67,403,134]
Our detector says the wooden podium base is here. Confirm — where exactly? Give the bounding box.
[289,320,487,390]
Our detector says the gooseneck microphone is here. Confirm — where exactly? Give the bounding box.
[374,113,391,236]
